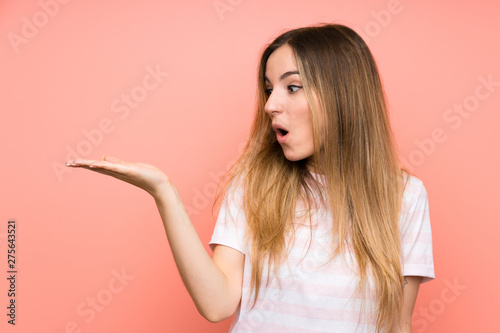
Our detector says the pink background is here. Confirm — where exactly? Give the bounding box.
[1,0,499,332]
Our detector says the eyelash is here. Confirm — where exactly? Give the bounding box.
[265,85,302,96]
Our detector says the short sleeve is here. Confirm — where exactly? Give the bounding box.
[399,176,435,283]
[209,180,247,255]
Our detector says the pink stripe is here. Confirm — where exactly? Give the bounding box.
[405,252,434,266]
[241,276,376,301]
[233,318,368,333]
[401,231,433,244]
[237,298,376,324]
[279,255,357,276]
[233,319,340,333]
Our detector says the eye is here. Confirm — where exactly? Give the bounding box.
[265,88,273,96]
[288,85,302,93]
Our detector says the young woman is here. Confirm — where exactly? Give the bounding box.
[66,24,434,332]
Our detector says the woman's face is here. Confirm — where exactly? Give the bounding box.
[264,44,321,163]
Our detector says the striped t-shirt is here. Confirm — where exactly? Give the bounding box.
[209,174,435,332]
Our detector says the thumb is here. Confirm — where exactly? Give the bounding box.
[102,154,122,163]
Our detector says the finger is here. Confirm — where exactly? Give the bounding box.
[102,154,122,163]
[71,164,134,183]
[66,159,129,174]
[65,159,100,167]
[66,156,124,167]
[66,159,118,168]
[75,165,116,176]
[77,165,145,188]
[88,160,131,174]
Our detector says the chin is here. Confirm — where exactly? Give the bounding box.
[283,151,312,162]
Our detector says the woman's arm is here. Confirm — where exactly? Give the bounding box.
[66,155,244,322]
[154,182,244,322]
[390,276,422,333]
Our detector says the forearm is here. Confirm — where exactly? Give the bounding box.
[390,276,421,333]
[153,182,237,322]
[66,156,239,321]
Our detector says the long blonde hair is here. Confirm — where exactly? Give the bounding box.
[214,23,413,332]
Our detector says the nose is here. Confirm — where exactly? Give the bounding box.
[264,90,283,116]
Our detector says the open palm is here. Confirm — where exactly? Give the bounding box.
[66,155,170,198]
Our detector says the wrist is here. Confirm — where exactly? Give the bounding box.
[152,179,179,204]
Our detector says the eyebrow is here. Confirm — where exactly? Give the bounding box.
[264,70,300,83]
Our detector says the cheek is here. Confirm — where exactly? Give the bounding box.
[294,116,315,149]
[303,113,315,141]
[292,103,314,128]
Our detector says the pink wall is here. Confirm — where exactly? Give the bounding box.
[1,0,498,332]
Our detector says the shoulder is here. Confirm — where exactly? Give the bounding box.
[217,175,247,222]
[399,173,432,232]
[399,174,435,282]
[223,175,245,206]
[402,172,425,190]
[402,173,428,205]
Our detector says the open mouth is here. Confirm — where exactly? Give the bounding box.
[272,124,289,142]
[277,128,288,136]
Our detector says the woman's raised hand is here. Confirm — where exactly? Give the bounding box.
[66,155,170,198]
[66,154,245,321]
